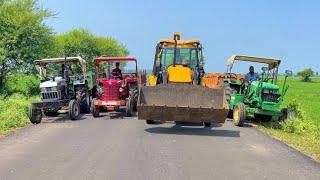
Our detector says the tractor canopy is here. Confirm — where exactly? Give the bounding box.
[93,56,138,82]
[34,57,87,74]
[227,55,281,72]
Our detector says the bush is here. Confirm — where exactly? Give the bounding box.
[0,94,39,135]
[297,68,314,82]
[4,73,40,96]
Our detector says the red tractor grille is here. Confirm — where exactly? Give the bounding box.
[101,85,120,101]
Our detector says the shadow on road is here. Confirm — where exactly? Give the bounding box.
[145,125,240,137]
[42,113,87,123]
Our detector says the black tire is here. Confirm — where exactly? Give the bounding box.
[204,122,211,127]
[280,108,295,121]
[125,97,133,117]
[146,120,155,124]
[224,83,232,105]
[91,98,100,117]
[76,87,90,113]
[130,89,138,111]
[254,114,272,121]
[69,100,80,120]
[28,105,42,124]
[233,103,246,126]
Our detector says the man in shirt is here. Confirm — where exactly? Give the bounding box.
[112,62,122,79]
[245,66,259,83]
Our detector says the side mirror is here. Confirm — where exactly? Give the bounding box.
[285,70,293,77]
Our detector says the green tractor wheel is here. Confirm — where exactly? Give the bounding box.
[233,103,246,126]
[279,108,295,121]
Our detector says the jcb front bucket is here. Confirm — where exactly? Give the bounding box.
[137,84,228,123]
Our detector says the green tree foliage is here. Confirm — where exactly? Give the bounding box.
[297,68,314,82]
[0,0,54,91]
[53,29,129,70]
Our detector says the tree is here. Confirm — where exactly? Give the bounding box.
[297,68,314,82]
[53,29,129,71]
[0,0,54,91]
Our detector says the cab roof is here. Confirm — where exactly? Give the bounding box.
[94,56,137,65]
[227,55,281,71]
[34,57,86,65]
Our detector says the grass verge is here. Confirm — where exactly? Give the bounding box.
[0,94,39,136]
[256,77,320,161]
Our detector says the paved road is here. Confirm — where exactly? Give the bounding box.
[0,112,319,180]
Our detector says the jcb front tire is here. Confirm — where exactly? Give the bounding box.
[69,100,80,120]
[29,105,42,124]
[233,103,246,127]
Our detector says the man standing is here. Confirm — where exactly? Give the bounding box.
[245,66,259,83]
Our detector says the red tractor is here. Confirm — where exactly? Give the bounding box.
[91,56,140,117]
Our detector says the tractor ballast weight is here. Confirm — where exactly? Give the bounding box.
[138,33,228,126]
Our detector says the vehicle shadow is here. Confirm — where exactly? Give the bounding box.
[42,113,87,123]
[145,124,240,137]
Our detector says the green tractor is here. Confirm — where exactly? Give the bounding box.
[224,55,293,126]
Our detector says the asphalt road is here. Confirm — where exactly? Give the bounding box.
[0,112,319,180]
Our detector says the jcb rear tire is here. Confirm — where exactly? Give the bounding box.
[69,100,80,120]
[233,103,246,127]
[29,105,42,124]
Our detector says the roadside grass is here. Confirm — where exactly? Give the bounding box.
[0,94,39,136]
[256,77,320,161]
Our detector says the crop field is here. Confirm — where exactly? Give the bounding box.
[258,76,320,161]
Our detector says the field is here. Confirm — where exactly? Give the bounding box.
[257,76,320,161]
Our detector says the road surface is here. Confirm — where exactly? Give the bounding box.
[0,112,319,180]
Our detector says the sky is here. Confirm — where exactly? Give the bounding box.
[38,0,320,73]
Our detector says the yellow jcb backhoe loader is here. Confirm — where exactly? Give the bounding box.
[137,33,228,127]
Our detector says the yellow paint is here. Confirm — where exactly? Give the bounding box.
[167,65,193,83]
[148,74,157,86]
